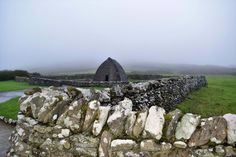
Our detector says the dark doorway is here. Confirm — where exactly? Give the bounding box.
[105,75,109,81]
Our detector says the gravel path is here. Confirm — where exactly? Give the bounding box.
[0,121,14,157]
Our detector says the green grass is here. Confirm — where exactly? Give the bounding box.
[177,75,236,117]
[0,97,20,120]
[0,80,35,92]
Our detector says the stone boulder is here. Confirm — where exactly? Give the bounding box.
[143,106,165,140]
[223,114,236,145]
[83,100,100,131]
[107,98,133,136]
[132,110,148,138]
[165,109,182,142]
[92,106,111,136]
[175,113,201,140]
[111,139,137,151]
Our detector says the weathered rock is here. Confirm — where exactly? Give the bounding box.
[143,106,165,140]
[40,138,63,152]
[223,114,236,145]
[188,116,227,147]
[215,145,225,156]
[173,141,187,149]
[161,142,172,152]
[131,81,150,92]
[76,88,93,101]
[112,151,150,157]
[50,151,74,157]
[165,109,182,142]
[92,106,111,136]
[166,148,193,157]
[97,88,111,103]
[70,134,99,157]
[83,100,100,131]
[194,148,216,157]
[140,139,161,151]
[99,130,113,157]
[125,111,137,136]
[111,85,124,97]
[117,97,133,116]
[175,113,201,140]
[33,125,53,134]
[57,99,87,132]
[21,87,68,119]
[60,139,71,149]
[37,97,60,123]
[107,98,133,136]
[111,139,137,151]
[133,110,148,138]
[225,146,236,157]
[107,109,126,136]
[24,87,42,95]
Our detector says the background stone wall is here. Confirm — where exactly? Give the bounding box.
[9,76,236,157]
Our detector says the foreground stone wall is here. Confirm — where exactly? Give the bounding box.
[11,76,236,157]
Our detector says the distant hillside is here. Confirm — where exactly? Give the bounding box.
[29,63,236,76]
[125,63,236,75]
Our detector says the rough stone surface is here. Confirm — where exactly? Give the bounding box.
[132,110,148,138]
[111,139,137,151]
[107,98,132,136]
[225,146,236,157]
[175,113,201,140]
[92,106,111,136]
[173,141,187,149]
[215,145,225,156]
[99,130,113,157]
[83,100,100,131]
[165,109,182,142]
[140,139,161,151]
[125,111,137,136]
[188,116,227,147]
[223,114,236,145]
[143,106,165,140]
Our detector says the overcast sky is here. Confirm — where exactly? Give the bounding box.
[0,0,236,70]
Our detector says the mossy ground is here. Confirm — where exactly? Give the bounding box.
[177,75,236,117]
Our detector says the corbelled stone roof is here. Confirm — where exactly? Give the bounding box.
[93,57,128,82]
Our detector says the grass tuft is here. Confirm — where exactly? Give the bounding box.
[177,75,236,117]
[0,97,20,120]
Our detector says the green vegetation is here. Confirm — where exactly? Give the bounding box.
[0,70,29,81]
[0,80,36,92]
[0,97,20,120]
[177,75,236,117]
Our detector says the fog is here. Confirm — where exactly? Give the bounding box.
[0,0,236,71]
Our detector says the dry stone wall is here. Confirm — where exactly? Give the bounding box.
[8,76,236,157]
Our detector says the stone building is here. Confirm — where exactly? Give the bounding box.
[93,57,128,82]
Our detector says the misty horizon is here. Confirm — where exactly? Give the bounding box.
[0,0,236,70]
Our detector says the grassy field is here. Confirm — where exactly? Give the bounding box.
[0,80,35,119]
[177,75,236,117]
[0,97,20,120]
[0,80,35,92]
